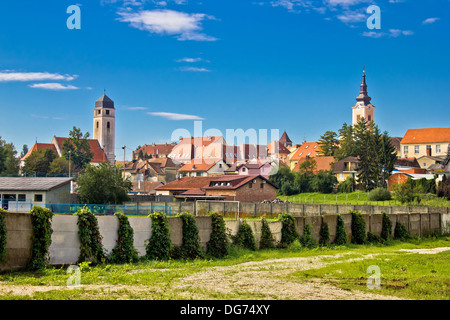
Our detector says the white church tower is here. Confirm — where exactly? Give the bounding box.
[352,70,375,126]
[93,94,116,165]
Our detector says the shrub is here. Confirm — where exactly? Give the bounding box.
[394,222,410,240]
[350,210,366,244]
[367,232,384,244]
[109,212,139,264]
[334,215,347,245]
[380,212,392,241]
[146,212,173,260]
[0,208,6,262]
[259,218,275,249]
[300,224,318,249]
[27,206,54,270]
[206,213,229,258]
[393,183,415,204]
[368,188,392,201]
[310,171,337,194]
[318,217,330,247]
[337,177,355,193]
[281,182,296,196]
[178,212,204,259]
[75,207,105,264]
[288,239,303,252]
[278,213,300,247]
[233,221,256,251]
[436,177,450,200]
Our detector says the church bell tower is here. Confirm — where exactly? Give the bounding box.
[352,70,375,126]
[93,94,116,165]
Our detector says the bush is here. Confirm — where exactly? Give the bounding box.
[281,182,296,196]
[380,212,392,241]
[437,176,450,200]
[368,188,392,201]
[75,207,105,264]
[259,218,275,249]
[233,221,257,251]
[310,171,337,194]
[350,210,366,244]
[278,213,300,247]
[146,212,173,260]
[334,215,347,245]
[393,183,415,204]
[109,212,139,264]
[178,213,204,259]
[367,232,384,244]
[288,239,303,252]
[394,222,410,240]
[300,224,318,249]
[206,213,229,258]
[318,217,330,247]
[28,206,54,270]
[0,208,6,262]
[337,177,355,193]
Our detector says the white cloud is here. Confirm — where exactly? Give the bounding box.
[0,71,77,82]
[28,83,80,90]
[176,57,203,63]
[362,31,384,38]
[178,66,210,72]
[117,9,217,41]
[337,11,367,23]
[148,112,205,120]
[126,106,148,110]
[422,17,440,25]
[389,29,414,37]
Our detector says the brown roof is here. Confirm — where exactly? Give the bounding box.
[21,143,57,161]
[135,143,176,157]
[389,137,402,152]
[400,128,450,144]
[178,159,218,172]
[203,174,278,190]
[333,156,359,173]
[267,141,290,155]
[293,156,335,173]
[54,137,108,163]
[279,131,292,144]
[131,181,164,194]
[155,176,218,191]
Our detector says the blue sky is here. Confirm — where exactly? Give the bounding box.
[0,0,449,160]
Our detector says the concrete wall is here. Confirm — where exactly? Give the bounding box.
[1,210,449,271]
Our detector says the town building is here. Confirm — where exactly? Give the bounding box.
[400,127,450,159]
[293,156,335,174]
[288,142,321,170]
[178,159,229,177]
[93,94,116,165]
[352,70,375,125]
[133,143,177,160]
[333,156,359,182]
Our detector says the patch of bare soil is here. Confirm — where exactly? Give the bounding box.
[399,247,450,255]
[176,253,402,300]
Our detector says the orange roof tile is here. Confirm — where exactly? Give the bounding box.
[21,143,57,161]
[293,156,335,173]
[289,142,320,161]
[400,128,450,144]
[54,137,108,163]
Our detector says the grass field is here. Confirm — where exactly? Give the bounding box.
[277,191,450,207]
[0,236,449,300]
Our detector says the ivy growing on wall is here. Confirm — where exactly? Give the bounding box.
[110,212,139,264]
[146,212,173,261]
[27,206,54,270]
[334,215,348,245]
[381,211,393,241]
[206,213,229,258]
[300,224,318,249]
[350,210,367,244]
[176,212,204,260]
[318,217,330,247]
[233,220,256,251]
[0,208,7,262]
[278,213,300,248]
[75,207,105,264]
[259,218,275,250]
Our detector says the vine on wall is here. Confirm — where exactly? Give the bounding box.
[75,207,105,264]
[110,212,139,264]
[0,208,7,262]
[27,206,54,270]
[206,213,229,258]
[146,212,173,261]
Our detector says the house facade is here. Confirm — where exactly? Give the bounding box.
[400,127,450,159]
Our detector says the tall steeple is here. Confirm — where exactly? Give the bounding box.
[352,69,375,125]
[93,94,116,165]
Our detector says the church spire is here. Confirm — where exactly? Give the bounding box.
[356,69,371,104]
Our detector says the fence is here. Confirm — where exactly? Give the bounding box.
[4,202,171,216]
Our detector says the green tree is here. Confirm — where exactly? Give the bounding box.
[334,123,356,160]
[318,131,339,156]
[22,148,58,175]
[206,213,229,258]
[62,127,94,171]
[48,157,71,175]
[76,163,132,204]
[0,139,19,175]
[20,144,29,158]
[310,171,337,194]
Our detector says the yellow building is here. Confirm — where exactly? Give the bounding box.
[332,156,359,182]
[400,127,450,159]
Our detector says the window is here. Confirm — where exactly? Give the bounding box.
[305,145,309,149]
[340,173,344,180]
[414,145,419,154]
[423,163,427,167]
[242,168,246,172]
[34,194,43,202]
[106,110,110,115]
[368,115,372,121]
[18,194,26,202]
[96,122,99,129]
[97,110,101,115]
[357,115,361,122]
[436,145,441,153]
[249,183,252,189]
[260,183,264,189]
[403,146,408,155]
[219,163,222,168]
[107,122,110,129]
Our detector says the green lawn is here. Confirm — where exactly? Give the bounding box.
[0,236,449,300]
[278,191,450,207]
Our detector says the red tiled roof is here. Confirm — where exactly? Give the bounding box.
[289,142,320,161]
[155,176,218,191]
[135,143,176,157]
[54,137,108,163]
[268,141,290,155]
[293,156,335,173]
[179,159,218,172]
[203,174,278,190]
[401,128,450,144]
[21,143,57,161]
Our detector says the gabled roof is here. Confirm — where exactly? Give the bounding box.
[155,176,218,191]
[203,174,278,190]
[289,142,320,161]
[279,131,292,144]
[95,94,114,109]
[54,137,108,163]
[333,156,360,173]
[135,143,176,157]
[21,143,57,161]
[401,127,450,144]
[267,141,290,155]
[0,177,73,191]
[178,159,219,172]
